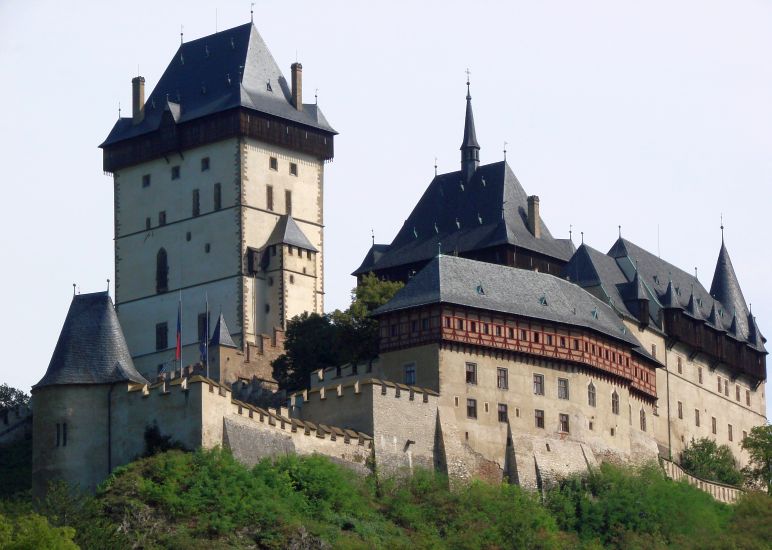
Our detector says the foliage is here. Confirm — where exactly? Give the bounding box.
[0,512,78,549]
[0,438,31,498]
[273,273,403,390]
[679,437,743,486]
[0,383,29,409]
[741,424,772,493]
[144,422,188,457]
[545,462,734,549]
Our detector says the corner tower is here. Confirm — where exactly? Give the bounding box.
[100,23,336,380]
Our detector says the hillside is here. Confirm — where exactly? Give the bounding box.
[1,446,770,549]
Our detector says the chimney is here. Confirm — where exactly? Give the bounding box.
[131,76,145,124]
[527,196,541,238]
[291,62,303,111]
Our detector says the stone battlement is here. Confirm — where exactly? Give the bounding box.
[294,377,439,407]
[309,359,381,388]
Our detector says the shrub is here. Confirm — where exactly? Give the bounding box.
[680,437,743,486]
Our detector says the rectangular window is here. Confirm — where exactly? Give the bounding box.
[535,409,545,429]
[466,398,477,419]
[142,174,151,188]
[56,423,60,447]
[269,156,278,171]
[266,185,274,211]
[456,319,464,330]
[558,378,569,400]
[698,367,703,384]
[158,211,166,226]
[289,162,298,176]
[213,183,222,211]
[62,422,67,447]
[588,383,596,407]
[498,403,508,423]
[651,344,656,358]
[404,363,416,385]
[533,374,544,395]
[559,413,570,433]
[156,322,168,351]
[724,379,729,396]
[728,424,733,442]
[695,409,700,427]
[718,376,722,392]
[640,409,646,432]
[546,334,553,346]
[712,416,717,434]
[201,157,210,171]
[520,329,527,340]
[678,401,683,419]
[496,367,508,390]
[421,318,430,331]
[736,385,740,401]
[677,357,682,374]
[192,189,200,216]
[285,190,292,215]
[746,390,751,407]
[465,362,477,385]
[171,165,180,179]
[612,392,620,415]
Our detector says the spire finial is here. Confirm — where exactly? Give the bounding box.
[437,241,442,257]
[118,101,121,118]
[107,278,110,293]
[569,224,573,242]
[315,88,318,104]
[465,68,471,99]
[720,213,724,243]
[371,228,374,246]
[72,283,76,297]
[180,24,184,45]
[251,2,255,23]
[434,157,438,176]
[618,225,622,238]
[581,231,584,244]
[503,141,507,161]
[694,267,698,279]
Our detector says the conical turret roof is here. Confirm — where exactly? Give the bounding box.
[709,241,749,338]
[210,313,237,348]
[34,292,147,389]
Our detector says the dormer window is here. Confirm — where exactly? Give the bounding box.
[266,80,273,92]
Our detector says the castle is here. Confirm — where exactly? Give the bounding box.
[29,22,767,497]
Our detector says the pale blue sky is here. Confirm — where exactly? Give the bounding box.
[1,0,770,419]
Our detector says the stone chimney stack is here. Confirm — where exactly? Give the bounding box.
[291,62,303,111]
[131,76,145,124]
[527,195,541,238]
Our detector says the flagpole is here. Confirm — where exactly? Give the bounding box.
[205,292,210,379]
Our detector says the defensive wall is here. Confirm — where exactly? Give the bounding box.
[660,457,743,504]
[0,404,32,446]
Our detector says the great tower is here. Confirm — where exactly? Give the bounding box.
[100,23,336,379]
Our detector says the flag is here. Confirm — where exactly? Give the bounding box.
[175,297,182,362]
[199,294,209,364]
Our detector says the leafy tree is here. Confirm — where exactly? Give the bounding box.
[0,512,78,550]
[679,437,743,486]
[0,383,29,409]
[741,424,772,492]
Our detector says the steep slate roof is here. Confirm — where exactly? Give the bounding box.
[566,237,765,353]
[101,22,335,147]
[210,313,237,348]
[374,255,644,350]
[267,215,318,251]
[353,161,574,275]
[34,292,148,389]
[353,243,391,275]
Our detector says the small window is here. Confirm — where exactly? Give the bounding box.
[266,185,274,211]
[698,367,703,384]
[289,274,295,284]
[612,391,620,415]
[728,424,733,442]
[533,374,544,395]
[678,401,683,419]
[421,318,430,331]
[156,248,168,293]
[390,324,398,337]
[736,385,740,401]
[535,409,545,429]
[204,243,211,253]
[520,329,527,340]
[465,362,477,385]
[651,343,656,358]
[695,409,700,427]
[466,398,477,419]
[470,321,477,332]
[573,339,580,350]
[158,211,166,226]
[454,396,459,407]
[156,322,168,351]
[587,382,596,407]
[56,423,60,447]
[677,356,682,374]
[558,378,569,400]
[456,319,464,330]
[743,430,748,441]
[145,217,151,230]
[285,190,292,215]
[640,409,646,432]
[62,422,67,447]
[288,246,294,256]
[404,363,416,385]
[497,403,508,423]
[546,334,553,346]
[201,157,210,171]
[717,376,722,393]
[724,379,729,396]
[533,332,540,344]
[171,165,180,180]
[186,231,191,241]
[497,368,508,390]
[269,157,278,171]
[142,174,151,188]
[289,162,298,176]
[712,416,717,434]
[213,183,222,211]
[746,390,751,407]
[559,413,570,433]
[192,189,200,216]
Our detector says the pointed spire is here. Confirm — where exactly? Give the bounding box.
[661,279,680,309]
[460,69,480,182]
[709,238,749,336]
[210,313,237,348]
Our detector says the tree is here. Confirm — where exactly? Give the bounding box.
[741,424,772,493]
[679,437,743,486]
[0,383,29,409]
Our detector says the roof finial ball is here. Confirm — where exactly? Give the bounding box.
[720,213,725,243]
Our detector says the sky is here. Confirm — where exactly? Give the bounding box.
[1,0,770,419]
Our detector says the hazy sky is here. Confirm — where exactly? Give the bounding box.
[1,0,770,419]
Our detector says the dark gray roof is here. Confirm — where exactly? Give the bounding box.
[210,313,237,348]
[353,161,574,275]
[567,237,765,353]
[461,87,480,150]
[267,215,317,251]
[353,243,391,275]
[34,292,148,389]
[374,255,643,349]
[101,23,335,147]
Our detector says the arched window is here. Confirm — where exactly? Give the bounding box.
[611,391,619,415]
[156,248,169,293]
[640,409,647,432]
[588,382,596,407]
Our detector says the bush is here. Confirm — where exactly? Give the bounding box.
[0,512,78,549]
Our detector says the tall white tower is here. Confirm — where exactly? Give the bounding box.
[100,23,335,379]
